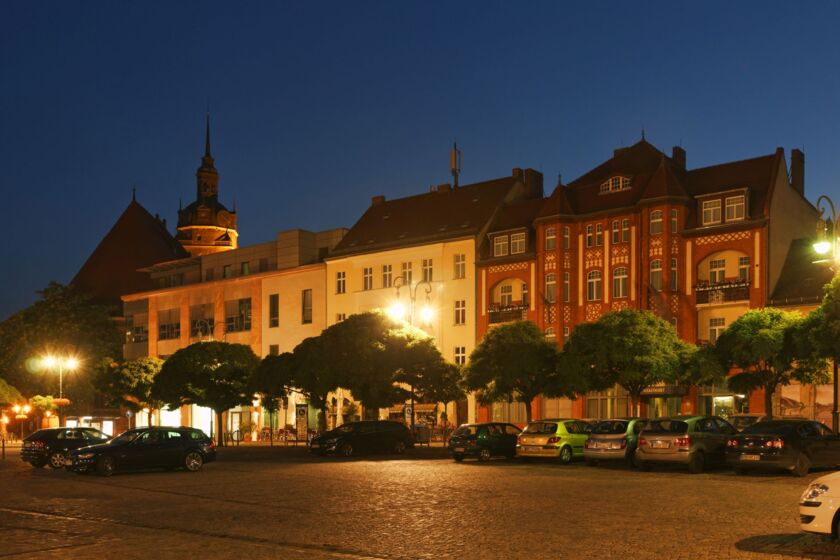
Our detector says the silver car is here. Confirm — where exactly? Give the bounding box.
[583,418,646,466]
[635,416,736,474]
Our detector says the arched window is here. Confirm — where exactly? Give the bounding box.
[650,259,662,291]
[587,271,602,301]
[613,267,628,299]
[650,210,663,235]
[545,273,557,303]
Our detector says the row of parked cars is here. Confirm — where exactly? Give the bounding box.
[447,415,840,477]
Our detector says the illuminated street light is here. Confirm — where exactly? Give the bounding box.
[419,305,435,323]
[40,354,80,400]
[813,194,840,434]
[388,301,407,322]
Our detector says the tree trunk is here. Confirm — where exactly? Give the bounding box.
[524,398,533,423]
[318,406,327,432]
[630,394,641,417]
[215,409,225,447]
[764,384,776,420]
[269,410,274,448]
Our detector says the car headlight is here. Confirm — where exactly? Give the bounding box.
[76,453,95,459]
[803,483,830,501]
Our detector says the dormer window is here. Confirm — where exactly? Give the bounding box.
[725,195,745,222]
[510,232,526,254]
[493,235,509,257]
[702,200,722,226]
[599,176,632,194]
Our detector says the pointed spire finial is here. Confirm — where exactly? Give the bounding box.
[557,173,562,187]
[132,185,136,201]
[641,128,646,141]
[205,112,212,158]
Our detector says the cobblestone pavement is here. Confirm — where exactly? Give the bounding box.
[2,446,840,559]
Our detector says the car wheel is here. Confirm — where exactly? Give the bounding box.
[688,451,705,474]
[558,446,573,465]
[48,451,65,469]
[184,451,204,472]
[832,511,840,540]
[340,443,354,457]
[453,454,464,462]
[478,447,492,462]
[792,453,811,477]
[96,456,114,477]
[30,460,46,469]
[393,440,406,454]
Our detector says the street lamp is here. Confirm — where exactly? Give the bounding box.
[812,194,840,433]
[389,277,435,433]
[41,354,79,400]
[12,404,30,440]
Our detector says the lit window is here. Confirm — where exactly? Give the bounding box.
[587,271,602,301]
[650,211,663,235]
[599,176,632,193]
[493,236,509,257]
[382,264,393,288]
[726,195,745,222]
[336,271,346,294]
[613,267,628,299]
[545,273,557,303]
[739,256,750,282]
[510,233,526,254]
[650,260,662,291]
[702,200,722,225]
[545,227,556,251]
[453,254,466,279]
[363,267,373,290]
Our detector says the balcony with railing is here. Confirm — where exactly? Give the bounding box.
[694,280,750,305]
[488,303,529,324]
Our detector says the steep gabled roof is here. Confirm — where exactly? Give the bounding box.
[331,175,525,257]
[71,200,188,304]
[639,156,689,200]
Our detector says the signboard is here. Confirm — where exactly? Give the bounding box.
[404,405,413,425]
[295,404,308,441]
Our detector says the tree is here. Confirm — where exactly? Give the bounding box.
[716,308,828,419]
[0,283,121,416]
[153,342,259,446]
[249,353,295,446]
[0,378,22,405]
[292,336,339,431]
[564,310,687,416]
[95,357,165,422]
[465,321,564,423]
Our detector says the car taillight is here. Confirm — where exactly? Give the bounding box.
[547,436,560,445]
[31,440,45,448]
[639,436,647,447]
[726,438,738,448]
[674,436,691,448]
[209,439,216,449]
[764,438,784,449]
[584,439,593,449]
[619,438,627,449]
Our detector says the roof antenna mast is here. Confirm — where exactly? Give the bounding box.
[450,141,462,188]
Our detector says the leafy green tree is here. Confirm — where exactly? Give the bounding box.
[153,342,259,446]
[0,283,120,416]
[465,321,566,423]
[564,310,687,416]
[249,353,295,445]
[95,357,165,421]
[292,336,339,431]
[716,308,828,419]
[679,344,727,388]
[0,378,22,405]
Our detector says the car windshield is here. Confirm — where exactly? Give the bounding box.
[524,422,558,435]
[592,420,628,435]
[731,416,759,430]
[644,420,688,434]
[741,423,795,436]
[453,426,478,437]
[110,431,141,444]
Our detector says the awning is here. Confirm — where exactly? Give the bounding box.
[389,403,439,414]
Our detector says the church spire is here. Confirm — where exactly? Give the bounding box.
[205,113,212,158]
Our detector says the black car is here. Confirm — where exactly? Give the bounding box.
[67,426,216,476]
[21,427,110,469]
[725,419,840,476]
[448,422,521,462]
[309,421,414,457]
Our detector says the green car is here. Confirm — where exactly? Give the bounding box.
[448,422,521,462]
[516,418,592,464]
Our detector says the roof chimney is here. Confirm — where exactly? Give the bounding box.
[671,146,686,169]
[791,149,804,195]
[512,168,524,179]
[523,169,544,198]
[437,183,451,193]
[371,195,386,205]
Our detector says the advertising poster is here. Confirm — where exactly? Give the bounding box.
[295,403,308,441]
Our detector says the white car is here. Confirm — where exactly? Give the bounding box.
[800,471,840,537]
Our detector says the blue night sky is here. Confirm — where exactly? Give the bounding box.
[2,2,840,319]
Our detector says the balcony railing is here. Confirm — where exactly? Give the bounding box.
[488,303,529,324]
[694,280,750,305]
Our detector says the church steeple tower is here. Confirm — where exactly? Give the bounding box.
[176,115,238,257]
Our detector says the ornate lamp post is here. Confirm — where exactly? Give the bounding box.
[12,404,31,440]
[387,277,435,433]
[41,355,79,426]
[813,195,840,433]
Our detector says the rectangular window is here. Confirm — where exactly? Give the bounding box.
[702,199,722,225]
[454,300,466,325]
[269,293,279,328]
[258,258,269,273]
[587,272,602,301]
[545,227,557,251]
[336,313,346,322]
[670,209,678,233]
[670,258,678,292]
[301,289,313,324]
[726,195,745,222]
[522,283,529,305]
[563,326,570,343]
[510,233,526,254]
[363,267,373,290]
[563,226,570,249]
[189,304,214,338]
[545,274,557,304]
[157,308,180,340]
[650,261,662,292]
[336,271,346,294]
[612,268,628,299]
[205,268,214,282]
[670,317,678,330]
[611,220,620,244]
[563,272,570,303]
[586,225,593,248]
[709,317,726,344]
[709,258,726,284]
[493,236,509,257]
[500,284,513,306]
[622,219,630,243]
[223,265,232,279]
[595,224,604,246]
[401,262,413,284]
[240,262,250,276]
[454,346,466,366]
[422,259,433,282]
[739,256,750,282]
[269,344,279,356]
[225,298,252,332]
[382,264,393,288]
[453,254,466,279]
